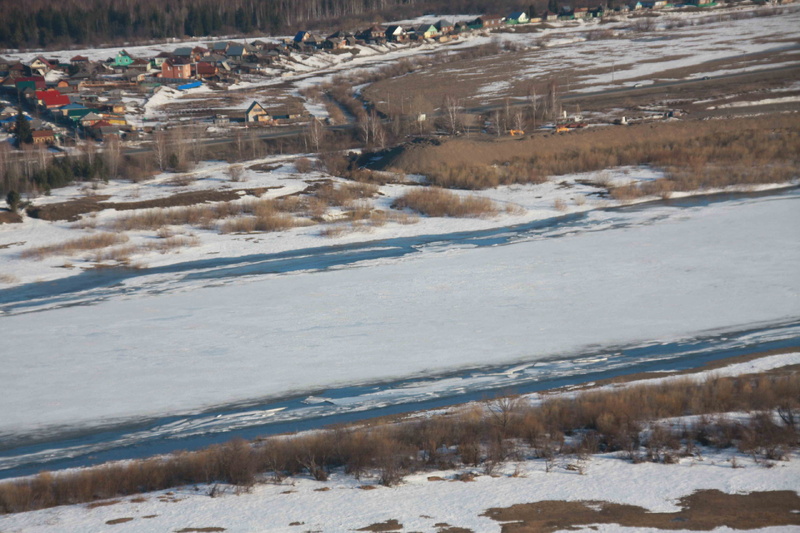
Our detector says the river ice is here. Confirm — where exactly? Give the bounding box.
[1,193,798,436]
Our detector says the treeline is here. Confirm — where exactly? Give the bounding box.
[0,0,537,49]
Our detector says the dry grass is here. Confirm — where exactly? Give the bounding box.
[393,188,501,218]
[0,273,20,284]
[319,210,418,238]
[109,183,377,235]
[21,233,129,260]
[218,213,302,234]
[91,236,200,263]
[1,367,797,514]
[388,116,800,191]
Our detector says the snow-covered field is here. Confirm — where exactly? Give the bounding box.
[1,352,798,533]
[1,190,798,437]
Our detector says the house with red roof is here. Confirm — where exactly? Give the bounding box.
[35,89,71,109]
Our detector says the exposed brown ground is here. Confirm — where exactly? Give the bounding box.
[25,188,277,222]
[0,210,23,224]
[357,518,403,531]
[105,517,134,525]
[483,490,800,532]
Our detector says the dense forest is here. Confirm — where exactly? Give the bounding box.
[0,0,540,50]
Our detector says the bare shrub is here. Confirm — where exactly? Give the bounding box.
[227,164,244,182]
[294,157,313,174]
[394,188,499,218]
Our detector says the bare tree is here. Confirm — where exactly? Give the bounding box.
[359,111,385,148]
[171,126,189,170]
[493,110,503,137]
[528,84,539,130]
[189,123,207,163]
[546,79,561,121]
[512,111,526,132]
[234,129,244,161]
[104,135,122,179]
[443,95,462,135]
[153,129,168,171]
[306,117,326,153]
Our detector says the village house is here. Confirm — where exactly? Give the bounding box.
[209,41,231,54]
[471,15,505,29]
[415,24,438,39]
[80,112,104,127]
[196,61,219,79]
[357,25,386,43]
[323,37,346,50]
[35,89,70,109]
[70,55,89,67]
[245,101,271,124]
[31,129,56,145]
[385,25,407,42]
[506,11,530,24]
[112,50,134,68]
[160,58,193,79]
[152,51,172,68]
[29,57,53,77]
[57,102,87,117]
[433,20,452,35]
[588,6,605,17]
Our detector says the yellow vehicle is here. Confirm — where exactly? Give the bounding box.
[509,129,525,136]
[555,125,570,133]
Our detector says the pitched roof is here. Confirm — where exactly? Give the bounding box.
[35,89,70,107]
[246,101,267,115]
[81,112,104,122]
[173,47,193,57]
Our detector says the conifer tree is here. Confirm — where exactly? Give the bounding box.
[14,108,33,148]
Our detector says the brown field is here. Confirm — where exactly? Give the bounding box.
[484,490,800,532]
[373,114,800,192]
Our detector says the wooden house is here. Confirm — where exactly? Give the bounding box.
[472,15,504,29]
[161,58,192,79]
[416,24,438,39]
[29,57,52,76]
[506,11,530,24]
[31,129,55,145]
[434,20,455,34]
[385,25,407,42]
[245,101,271,124]
[357,25,386,43]
[112,50,134,68]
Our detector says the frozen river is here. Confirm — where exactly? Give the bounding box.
[1,188,798,478]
